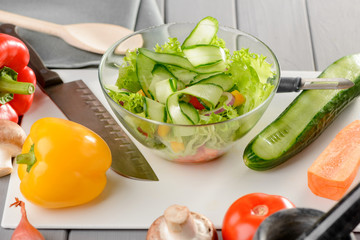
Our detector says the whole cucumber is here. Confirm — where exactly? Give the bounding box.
[243,54,360,170]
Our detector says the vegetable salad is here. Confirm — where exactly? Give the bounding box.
[106,16,276,162]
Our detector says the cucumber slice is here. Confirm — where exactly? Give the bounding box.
[195,60,227,74]
[166,65,197,85]
[149,64,176,98]
[144,97,167,122]
[139,47,194,69]
[166,83,223,125]
[182,16,219,48]
[243,54,360,170]
[190,73,234,91]
[166,93,194,125]
[179,83,223,108]
[183,45,226,67]
[139,48,226,74]
[152,64,176,79]
[156,78,178,104]
[179,101,200,124]
[193,72,219,82]
[136,53,156,98]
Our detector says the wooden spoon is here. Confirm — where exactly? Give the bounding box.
[0,10,143,54]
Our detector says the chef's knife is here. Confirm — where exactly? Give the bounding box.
[0,24,158,181]
[277,77,354,92]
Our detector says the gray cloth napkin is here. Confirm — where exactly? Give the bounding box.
[0,0,163,68]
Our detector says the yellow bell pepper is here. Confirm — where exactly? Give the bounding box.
[16,117,112,208]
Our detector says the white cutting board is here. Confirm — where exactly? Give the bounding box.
[1,70,360,230]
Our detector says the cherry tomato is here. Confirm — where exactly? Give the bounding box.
[222,193,295,240]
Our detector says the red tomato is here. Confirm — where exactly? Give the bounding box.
[188,96,205,110]
[0,104,18,123]
[222,193,295,240]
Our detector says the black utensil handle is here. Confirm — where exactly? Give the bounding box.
[277,77,301,92]
[299,182,360,240]
[0,24,63,88]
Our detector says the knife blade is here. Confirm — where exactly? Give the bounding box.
[0,23,158,181]
[277,77,354,92]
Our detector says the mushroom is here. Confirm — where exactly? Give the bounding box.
[147,204,218,240]
[0,119,27,177]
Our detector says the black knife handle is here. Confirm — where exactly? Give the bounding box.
[0,24,63,88]
[299,182,360,239]
[277,77,301,92]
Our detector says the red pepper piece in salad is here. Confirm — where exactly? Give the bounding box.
[189,96,206,110]
[0,34,36,123]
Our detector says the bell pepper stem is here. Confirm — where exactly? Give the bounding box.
[0,76,35,95]
[0,66,35,95]
[16,144,36,173]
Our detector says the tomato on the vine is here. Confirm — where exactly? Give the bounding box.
[222,193,295,240]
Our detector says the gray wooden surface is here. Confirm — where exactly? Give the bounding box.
[160,0,360,72]
[2,0,360,239]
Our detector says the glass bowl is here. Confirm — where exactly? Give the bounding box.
[98,22,280,164]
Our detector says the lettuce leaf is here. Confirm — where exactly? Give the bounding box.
[227,48,274,114]
[210,35,231,61]
[154,37,183,56]
[107,89,144,114]
[115,50,141,92]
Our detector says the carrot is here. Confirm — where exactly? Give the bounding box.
[307,120,360,200]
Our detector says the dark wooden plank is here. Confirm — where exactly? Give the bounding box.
[236,0,315,71]
[307,0,360,70]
